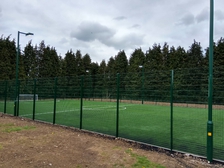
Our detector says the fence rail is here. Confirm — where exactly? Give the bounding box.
[0,67,224,162]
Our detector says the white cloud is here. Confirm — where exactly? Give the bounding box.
[0,0,223,63]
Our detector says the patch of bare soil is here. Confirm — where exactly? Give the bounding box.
[0,113,223,168]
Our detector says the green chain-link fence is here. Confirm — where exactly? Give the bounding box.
[0,67,224,161]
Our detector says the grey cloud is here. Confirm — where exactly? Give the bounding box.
[113,16,127,21]
[70,21,143,50]
[107,33,144,50]
[130,24,140,28]
[71,21,115,42]
[121,33,144,48]
[179,13,195,26]
[196,8,209,23]
[215,10,224,21]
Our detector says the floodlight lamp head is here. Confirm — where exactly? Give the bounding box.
[139,65,143,68]
[25,32,34,36]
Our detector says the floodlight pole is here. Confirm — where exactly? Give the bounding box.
[139,65,144,104]
[14,31,34,116]
[85,70,91,100]
[207,0,214,163]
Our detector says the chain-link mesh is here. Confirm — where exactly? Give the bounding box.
[82,74,117,136]
[55,76,81,127]
[0,80,5,112]
[173,68,208,156]
[213,66,224,161]
[119,71,171,148]
[0,67,224,161]
[5,80,15,115]
[34,78,55,123]
[18,79,35,118]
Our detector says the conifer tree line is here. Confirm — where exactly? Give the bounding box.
[0,35,224,80]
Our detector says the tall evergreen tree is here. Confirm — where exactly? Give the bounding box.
[106,56,115,75]
[57,55,64,77]
[175,46,187,69]
[114,50,128,74]
[187,40,204,68]
[145,43,163,71]
[203,47,209,68]
[0,36,16,80]
[90,62,99,77]
[75,50,84,76]
[178,40,205,103]
[64,50,76,76]
[89,62,99,97]
[128,48,145,72]
[214,37,224,67]
[39,45,58,78]
[98,60,107,75]
[82,53,92,75]
[213,38,224,103]
[106,56,116,97]
[166,46,187,70]
[126,48,145,99]
[23,41,38,79]
[37,41,47,78]
[18,51,26,80]
[48,47,60,77]
[95,60,107,94]
[161,42,169,70]
[166,46,176,70]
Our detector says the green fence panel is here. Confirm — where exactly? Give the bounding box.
[173,68,207,156]
[213,108,224,161]
[5,80,15,115]
[17,79,35,119]
[1,66,224,162]
[55,76,81,128]
[82,74,117,136]
[34,78,55,123]
[213,66,224,160]
[0,80,5,113]
[119,72,171,148]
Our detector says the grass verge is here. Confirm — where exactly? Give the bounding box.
[125,148,165,168]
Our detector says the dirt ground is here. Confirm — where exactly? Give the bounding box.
[0,113,223,168]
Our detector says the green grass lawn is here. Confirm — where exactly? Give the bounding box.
[3,99,224,161]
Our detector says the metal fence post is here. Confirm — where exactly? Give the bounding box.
[207,0,214,163]
[141,66,145,104]
[53,77,57,124]
[80,76,84,129]
[116,73,120,137]
[17,80,20,116]
[32,79,36,120]
[170,70,174,151]
[14,80,16,116]
[4,80,7,114]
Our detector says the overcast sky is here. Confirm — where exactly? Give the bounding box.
[1,0,224,63]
